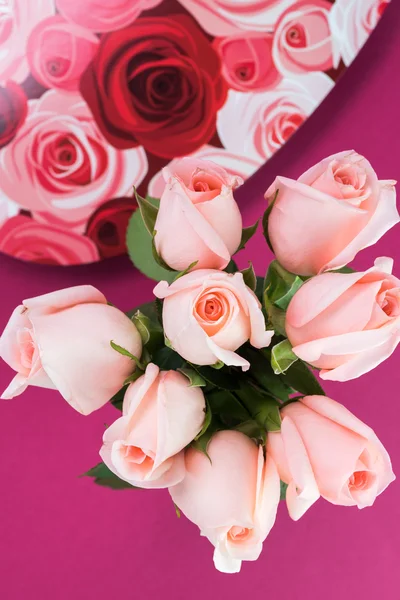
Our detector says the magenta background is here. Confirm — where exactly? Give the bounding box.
[1,4,400,598]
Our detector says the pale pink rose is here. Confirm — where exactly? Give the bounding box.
[27,16,99,92]
[286,257,400,381]
[154,158,243,271]
[154,270,273,370]
[178,0,299,36]
[268,396,395,520]
[100,363,206,489]
[0,286,142,414]
[170,430,280,573]
[0,91,147,231]
[266,150,398,276]
[148,146,259,199]
[330,0,390,67]
[214,33,281,92]
[0,0,55,83]
[0,215,100,265]
[217,73,333,164]
[56,0,163,32]
[273,0,335,75]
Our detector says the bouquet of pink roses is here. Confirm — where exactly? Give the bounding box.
[0,151,398,573]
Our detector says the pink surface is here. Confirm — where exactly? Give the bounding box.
[1,4,400,598]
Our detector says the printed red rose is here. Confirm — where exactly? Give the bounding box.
[0,82,28,148]
[86,197,138,259]
[80,16,227,159]
[0,215,100,265]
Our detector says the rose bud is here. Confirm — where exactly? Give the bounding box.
[153,158,243,271]
[286,257,400,381]
[100,363,206,489]
[268,395,395,520]
[0,286,142,415]
[266,150,398,275]
[273,0,335,76]
[154,270,273,370]
[170,430,280,574]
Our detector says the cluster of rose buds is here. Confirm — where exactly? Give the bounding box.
[0,151,398,573]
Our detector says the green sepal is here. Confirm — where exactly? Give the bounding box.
[264,260,304,311]
[133,187,159,236]
[123,370,143,386]
[178,367,207,388]
[174,503,181,518]
[194,398,212,441]
[235,419,267,444]
[164,336,174,350]
[271,339,298,374]
[211,360,224,370]
[81,463,140,490]
[174,261,199,280]
[280,481,288,501]
[131,309,164,355]
[151,232,176,272]
[263,289,287,336]
[240,262,257,292]
[330,266,355,274]
[282,359,326,396]
[262,188,278,251]
[110,341,145,371]
[236,219,259,253]
[225,259,239,273]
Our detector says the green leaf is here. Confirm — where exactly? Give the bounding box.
[178,367,206,388]
[164,336,174,350]
[152,346,185,371]
[280,480,288,501]
[194,398,212,440]
[264,260,304,311]
[191,364,240,391]
[255,276,264,303]
[110,341,144,370]
[82,463,139,490]
[235,419,266,444]
[274,276,303,311]
[191,426,215,462]
[262,188,278,251]
[174,261,198,280]
[126,200,176,283]
[207,389,250,425]
[236,386,281,431]
[240,347,291,402]
[271,339,298,374]
[131,309,164,355]
[263,290,287,336]
[110,386,126,411]
[134,187,159,235]
[241,262,257,292]
[236,219,259,253]
[282,359,326,396]
[225,259,239,274]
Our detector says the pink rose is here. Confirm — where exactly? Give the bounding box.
[0,91,147,231]
[148,146,259,199]
[0,215,100,265]
[179,0,300,36]
[268,396,395,520]
[100,363,206,489]
[0,286,142,414]
[27,16,99,92]
[153,158,243,271]
[266,150,398,276]
[330,0,390,67]
[286,258,400,381]
[154,270,273,370]
[0,0,55,82]
[214,33,280,92]
[273,0,335,75]
[56,0,163,32]
[170,430,280,573]
[217,73,333,164]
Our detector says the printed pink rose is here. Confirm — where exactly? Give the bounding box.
[100,363,206,489]
[215,33,281,92]
[0,286,142,414]
[57,0,163,33]
[268,396,395,520]
[154,158,243,271]
[179,0,300,36]
[0,215,100,265]
[217,73,333,164]
[286,258,400,381]
[330,0,390,66]
[86,197,138,259]
[273,0,335,75]
[170,430,280,573]
[154,270,273,370]
[266,150,398,276]
[148,146,259,199]
[27,16,99,92]
[0,91,147,231]
[0,0,55,82]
